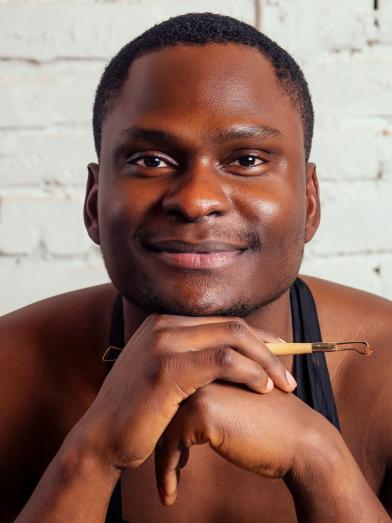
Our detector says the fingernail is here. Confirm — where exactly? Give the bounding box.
[265,377,273,392]
[285,370,297,389]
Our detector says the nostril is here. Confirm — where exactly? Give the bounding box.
[161,182,230,221]
[162,204,224,223]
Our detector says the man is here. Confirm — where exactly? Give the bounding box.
[1,12,391,522]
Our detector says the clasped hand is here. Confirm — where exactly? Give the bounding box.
[155,382,323,505]
[76,314,329,506]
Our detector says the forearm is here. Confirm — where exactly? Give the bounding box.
[14,434,119,523]
[285,429,389,522]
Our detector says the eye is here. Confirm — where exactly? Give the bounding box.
[231,155,265,167]
[131,155,170,168]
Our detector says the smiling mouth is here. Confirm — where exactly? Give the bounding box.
[142,240,248,270]
[153,250,245,269]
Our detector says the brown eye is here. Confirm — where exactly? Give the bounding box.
[133,156,167,168]
[235,155,264,167]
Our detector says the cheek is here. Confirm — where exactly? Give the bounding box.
[238,181,307,258]
[98,181,155,241]
[244,189,305,232]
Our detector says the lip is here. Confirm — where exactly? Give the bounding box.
[141,240,248,269]
[144,239,248,253]
[154,250,245,269]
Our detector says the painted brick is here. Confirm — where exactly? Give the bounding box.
[311,116,392,181]
[304,59,392,117]
[308,181,392,255]
[0,61,102,127]
[375,0,392,45]
[0,127,96,187]
[261,0,380,59]
[0,190,92,255]
[301,251,392,298]
[0,1,256,61]
[379,254,392,298]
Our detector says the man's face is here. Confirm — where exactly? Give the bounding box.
[86,43,319,316]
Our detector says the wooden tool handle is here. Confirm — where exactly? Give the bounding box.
[265,343,312,355]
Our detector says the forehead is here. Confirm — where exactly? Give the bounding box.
[102,43,303,153]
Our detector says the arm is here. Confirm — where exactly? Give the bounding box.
[0,353,119,523]
[12,314,294,521]
[286,425,389,522]
[15,437,119,523]
[155,383,390,521]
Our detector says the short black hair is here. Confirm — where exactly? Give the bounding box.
[93,12,314,161]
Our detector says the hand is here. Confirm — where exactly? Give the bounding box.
[70,314,296,474]
[154,382,335,505]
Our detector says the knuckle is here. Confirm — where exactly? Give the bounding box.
[213,346,233,369]
[149,317,178,352]
[150,314,170,331]
[180,386,219,444]
[249,363,265,382]
[264,352,282,370]
[116,449,146,469]
[185,389,211,419]
[150,330,170,355]
[225,319,246,338]
[148,354,175,384]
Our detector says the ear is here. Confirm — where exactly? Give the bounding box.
[84,162,100,245]
[304,162,321,243]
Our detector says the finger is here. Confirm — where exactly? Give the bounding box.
[155,392,212,507]
[155,438,182,506]
[169,321,296,392]
[151,315,293,391]
[151,314,285,343]
[252,329,287,344]
[174,346,273,395]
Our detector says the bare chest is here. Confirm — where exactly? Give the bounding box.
[118,384,384,523]
[121,445,297,523]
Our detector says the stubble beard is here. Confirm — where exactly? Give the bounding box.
[103,229,305,318]
[121,278,294,317]
[118,250,304,318]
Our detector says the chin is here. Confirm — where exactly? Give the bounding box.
[107,251,302,317]
[121,281,290,318]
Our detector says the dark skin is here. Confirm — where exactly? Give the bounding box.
[0,43,391,522]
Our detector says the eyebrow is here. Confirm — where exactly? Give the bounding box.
[213,125,282,143]
[117,125,282,147]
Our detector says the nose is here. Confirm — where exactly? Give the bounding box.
[161,162,230,222]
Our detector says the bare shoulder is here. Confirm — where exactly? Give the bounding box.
[0,282,118,402]
[301,275,392,349]
[302,275,392,472]
[301,274,392,386]
[0,282,118,352]
[0,284,118,519]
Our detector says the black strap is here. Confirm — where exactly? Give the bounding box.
[108,294,124,348]
[105,295,127,523]
[291,278,340,430]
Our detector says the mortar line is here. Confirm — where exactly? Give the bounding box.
[254,0,262,30]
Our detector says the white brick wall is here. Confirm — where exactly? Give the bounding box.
[0,0,391,315]
[262,0,392,299]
